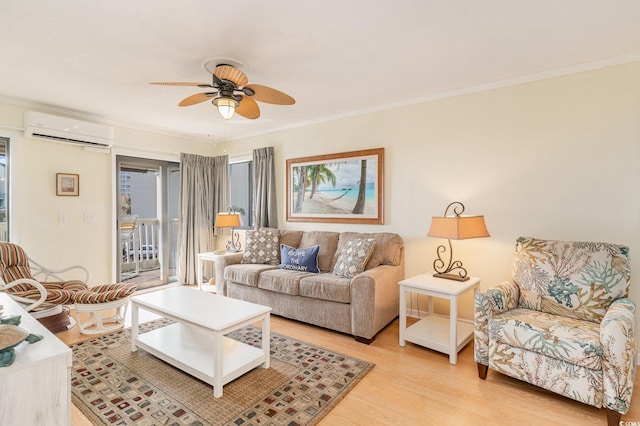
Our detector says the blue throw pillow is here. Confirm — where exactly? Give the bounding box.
[279,244,320,273]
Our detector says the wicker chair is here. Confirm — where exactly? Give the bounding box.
[0,242,137,335]
[0,242,89,330]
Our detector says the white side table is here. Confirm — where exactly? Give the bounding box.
[196,251,224,293]
[398,272,481,364]
[197,251,241,292]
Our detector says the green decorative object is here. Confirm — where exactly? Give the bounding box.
[0,323,43,367]
[0,314,22,326]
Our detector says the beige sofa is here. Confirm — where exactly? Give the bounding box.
[217,230,404,343]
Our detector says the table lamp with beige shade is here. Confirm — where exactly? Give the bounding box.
[214,211,242,252]
[427,201,490,281]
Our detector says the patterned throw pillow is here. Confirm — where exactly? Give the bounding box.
[279,244,320,273]
[333,238,376,278]
[241,228,280,264]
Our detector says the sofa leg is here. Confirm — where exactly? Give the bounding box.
[477,363,488,380]
[605,408,621,426]
[354,336,375,345]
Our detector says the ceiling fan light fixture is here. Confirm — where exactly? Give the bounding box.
[213,97,239,120]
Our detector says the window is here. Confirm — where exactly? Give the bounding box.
[229,160,253,229]
[0,138,8,242]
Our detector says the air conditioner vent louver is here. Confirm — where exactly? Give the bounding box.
[24,111,113,148]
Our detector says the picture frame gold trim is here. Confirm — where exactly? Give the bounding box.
[56,173,79,196]
[286,148,384,224]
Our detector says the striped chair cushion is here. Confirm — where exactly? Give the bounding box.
[73,283,137,304]
[0,242,34,292]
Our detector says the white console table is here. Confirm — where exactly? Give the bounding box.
[398,273,480,364]
[0,293,72,426]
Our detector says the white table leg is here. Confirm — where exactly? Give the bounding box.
[399,286,406,346]
[213,332,223,398]
[197,255,203,291]
[262,313,270,368]
[130,302,139,352]
[449,296,458,364]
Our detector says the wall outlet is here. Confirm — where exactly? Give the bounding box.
[83,211,97,223]
[58,212,67,223]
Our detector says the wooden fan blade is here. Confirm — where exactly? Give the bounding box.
[213,65,248,87]
[235,96,260,119]
[149,82,211,87]
[178,92,217,107]
[246,84,295,105]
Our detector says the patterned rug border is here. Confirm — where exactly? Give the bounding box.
[70,319,374,425]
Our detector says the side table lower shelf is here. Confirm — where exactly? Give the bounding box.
[404,315,475,355]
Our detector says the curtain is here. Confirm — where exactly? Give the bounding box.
[253,146,278,229]
[177,153,229,284]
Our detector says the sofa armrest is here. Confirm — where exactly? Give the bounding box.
[601,298,636,415]
[350,263,404,340]
[474,280,520,366]
[215,252,244,296]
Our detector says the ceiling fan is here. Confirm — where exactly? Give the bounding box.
[150,64,295,120]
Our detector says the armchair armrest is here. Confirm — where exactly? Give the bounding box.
[0,278,47,312]
[601,298,636,415]
[29,257,91,283]
[474,280,520,366]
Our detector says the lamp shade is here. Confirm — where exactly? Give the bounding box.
[214,212,241,228]
[427,215,490,240]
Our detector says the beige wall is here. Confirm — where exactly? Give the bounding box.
[216,61,640,324]
[0,103,216,282]
[0,61,638,330]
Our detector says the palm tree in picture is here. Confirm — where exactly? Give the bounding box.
[352,159,368,214]
[293,165,308,213]
[307,164,337,199]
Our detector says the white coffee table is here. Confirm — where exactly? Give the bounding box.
[130,287,271,397]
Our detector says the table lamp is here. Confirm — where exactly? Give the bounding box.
[214,211,242,252]
[427,201,489,281]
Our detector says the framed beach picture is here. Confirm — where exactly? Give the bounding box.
[56,173,79,196]
[286,148,384,224]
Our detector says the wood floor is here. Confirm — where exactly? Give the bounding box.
[59,300,640,426]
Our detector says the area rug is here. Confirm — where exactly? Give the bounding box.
[70,319,374,425]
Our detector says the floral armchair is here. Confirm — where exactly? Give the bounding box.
[474,237,636,426]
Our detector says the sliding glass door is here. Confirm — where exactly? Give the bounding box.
[116,156,179,289]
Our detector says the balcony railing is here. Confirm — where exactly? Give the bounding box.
[121,218,160,275]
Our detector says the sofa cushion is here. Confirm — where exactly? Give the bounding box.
[489,308,602,370]
[224,263,278,287]
[333,238,376,278]
[257,269,313,295]
[280,244,320,273]
[241,228,280,265]
[299,231,340,272]
[279,230,304,250]
[299,273,351,303]
[333,232,403,270]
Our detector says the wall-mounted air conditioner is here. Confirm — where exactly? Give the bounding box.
[24,111,113,148]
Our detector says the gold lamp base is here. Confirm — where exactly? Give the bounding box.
[433,272,470,282]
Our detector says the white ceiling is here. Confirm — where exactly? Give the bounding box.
[1,1,639,143]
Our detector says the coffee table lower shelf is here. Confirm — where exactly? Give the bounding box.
[134,322,267,392]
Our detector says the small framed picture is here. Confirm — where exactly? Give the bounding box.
[56,173,79,196]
